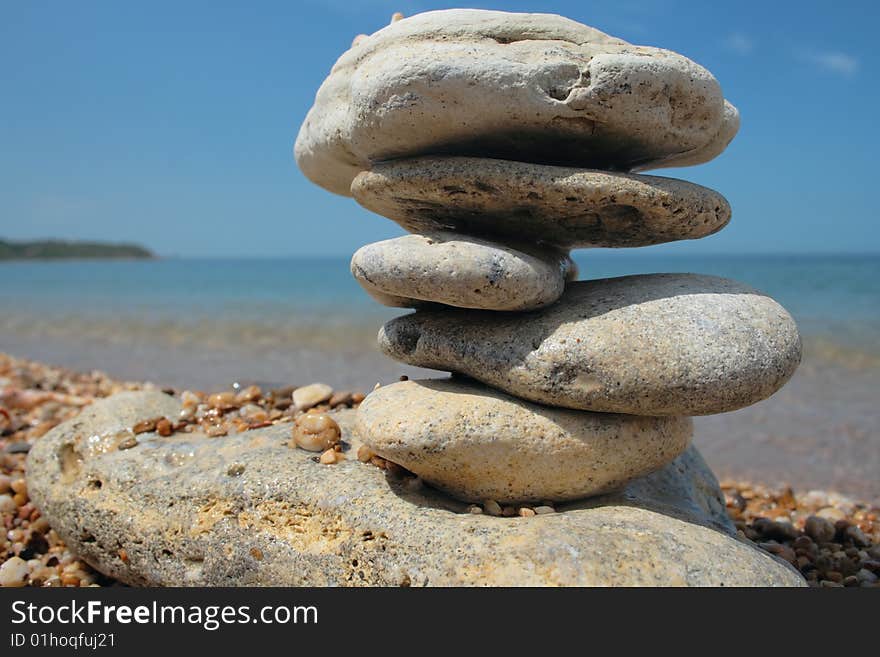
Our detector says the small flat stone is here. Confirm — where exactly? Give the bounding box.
[26,391,803,586]
[352,157,730,248]
[379,274,801,416]
[356,378,692,503]
[295,9,737,196]
[292,383,333,411]
[0,556,29,587]
[351,232,574,311]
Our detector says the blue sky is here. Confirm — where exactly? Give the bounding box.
[1,0,877,256]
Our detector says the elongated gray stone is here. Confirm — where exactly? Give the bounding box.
[379,274,802,416]
[26,391,803,586]
[295,9,737,196]
[351,232,574,311]
[356,378,692,503]
[352,157,731,248]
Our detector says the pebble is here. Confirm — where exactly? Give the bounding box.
[804,515,836,543]
[759,542,797,565]
[0,474,10,493]
[291,413,341,452]
[793,535,814,550]
[328,391,353,408]
[319,449,342,465]
[239,404,268,423]
[817,506,847,522]
[132,417,158,434]
[208,392,237,408]
[0,493,15,513]
[117,435,138,450]
[754,518,799,541]
[0,556,29,587]
[235,385,261,403]
[845,525,870,547]
[534,506,556,515]
[518,507,536,518]
[483,500,502,517]
[292,383,333,411]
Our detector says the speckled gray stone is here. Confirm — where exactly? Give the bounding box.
[380,274,802,416]
[26,391,804,586]
[295,9,737,196]
[352,157,731,248]
[356,378,692,503]
[351,232,574,311]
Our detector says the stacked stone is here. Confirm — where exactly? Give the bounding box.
[295,10,802,505]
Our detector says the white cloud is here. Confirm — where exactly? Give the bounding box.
[808,51,859,77]
[724,32,754,55]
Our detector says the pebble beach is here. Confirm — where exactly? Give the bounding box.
[1,352,877,588]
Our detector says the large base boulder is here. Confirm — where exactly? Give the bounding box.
[27,391,804,586]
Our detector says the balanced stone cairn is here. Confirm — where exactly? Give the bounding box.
[18,10,807,589]
[296,9,801,507]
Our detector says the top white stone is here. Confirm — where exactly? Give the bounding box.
[295,9,738,196]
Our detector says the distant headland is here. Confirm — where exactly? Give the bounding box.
[0,238,154,260]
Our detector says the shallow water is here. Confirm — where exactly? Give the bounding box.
[1,253,878,501]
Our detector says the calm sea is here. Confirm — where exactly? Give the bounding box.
[1,253,877,358]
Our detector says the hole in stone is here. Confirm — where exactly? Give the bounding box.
[546,86,570,101]
[57,443,82,480]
